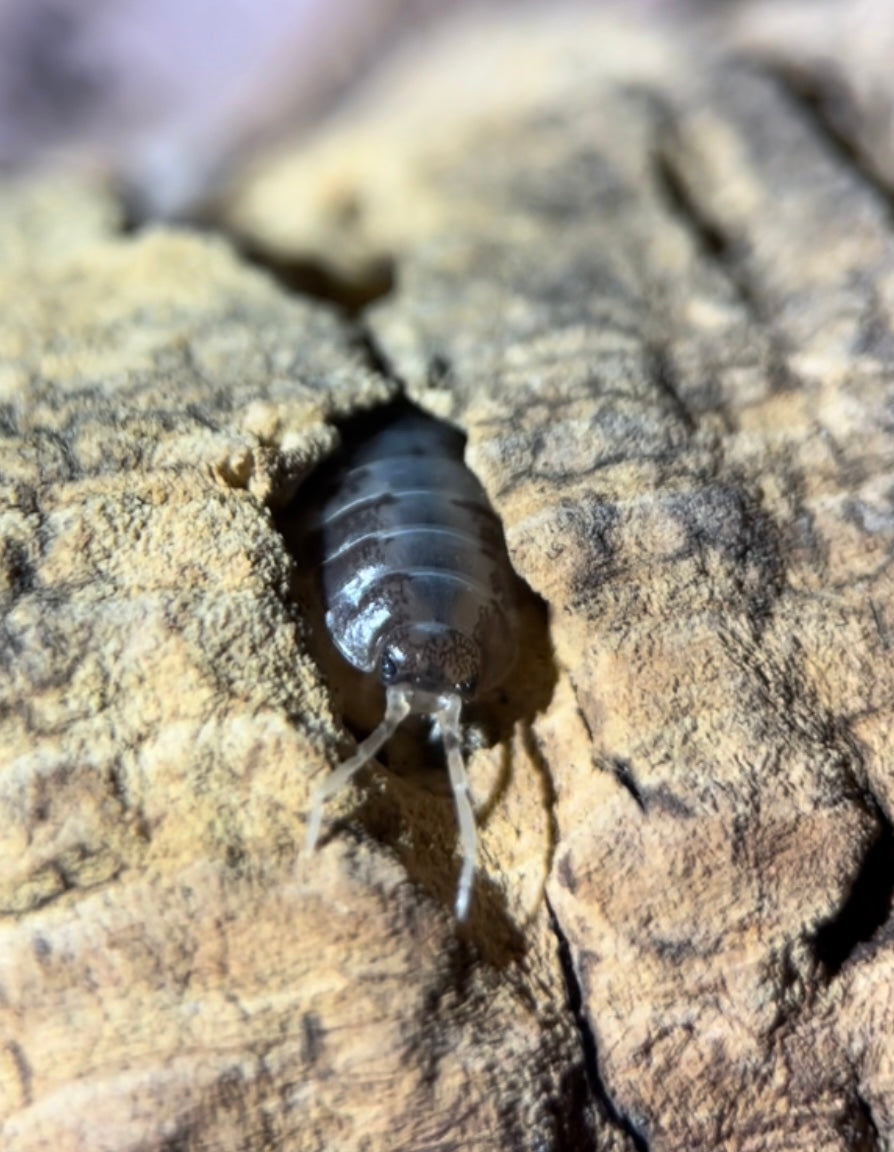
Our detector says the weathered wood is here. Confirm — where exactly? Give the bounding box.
[2,4,893,1150]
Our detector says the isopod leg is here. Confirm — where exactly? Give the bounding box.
[305,687,411,855]
[438,695,477,921]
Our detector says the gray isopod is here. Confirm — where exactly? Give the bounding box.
[303,404,519,919]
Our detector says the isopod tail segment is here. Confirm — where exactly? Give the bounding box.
[304,686,478,921]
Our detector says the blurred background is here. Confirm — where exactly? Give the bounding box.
[0,0,889,237]
[0,0,433,218]
[0,0,525,220]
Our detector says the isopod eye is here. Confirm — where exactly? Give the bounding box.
[456,675,478,698]
[379,649,399,684]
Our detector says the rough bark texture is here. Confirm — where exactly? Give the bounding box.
[2,4,894,1151]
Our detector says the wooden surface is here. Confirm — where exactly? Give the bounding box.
[2,4,894,1150]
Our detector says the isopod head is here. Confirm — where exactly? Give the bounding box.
[378,622,480,700]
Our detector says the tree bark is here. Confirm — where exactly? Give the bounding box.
[2,4,893,1150]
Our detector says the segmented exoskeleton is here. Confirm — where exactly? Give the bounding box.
[302,403,519,918]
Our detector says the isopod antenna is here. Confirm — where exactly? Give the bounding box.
[305,686,412,856]
[436,693,477,921]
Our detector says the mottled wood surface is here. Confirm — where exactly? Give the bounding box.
[2,4,894,1151]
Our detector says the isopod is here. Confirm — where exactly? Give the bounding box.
[302,403,519,919]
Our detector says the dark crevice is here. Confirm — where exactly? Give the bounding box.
[762,63,894,221]
[870,599,891,651]
[0,858,125,919]
[234,237,396,317]
[426,352,453,387]
[351,323,399,382]
[300,1011,325,1067]
[608,757,646,813]
[652,148,759,318]
[813,806,894,978]
[646,343,696,433]
[654,148,729,262]
[837,1087,882,1152]
[6,1040,33,1106]
[0,536,36,599]
[547,897,650,1152]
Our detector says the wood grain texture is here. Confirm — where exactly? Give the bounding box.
[2,3,894,1150]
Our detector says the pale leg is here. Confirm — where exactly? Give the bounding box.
[305,687,411,854]
[437,694,477,920]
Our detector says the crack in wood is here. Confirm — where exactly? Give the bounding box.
[760,62,894,224]
[813,802,894,978]
[546,896,650,1152]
